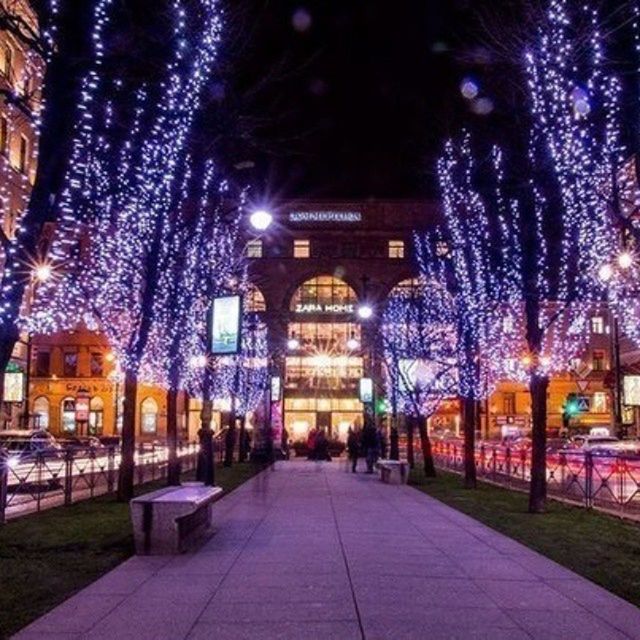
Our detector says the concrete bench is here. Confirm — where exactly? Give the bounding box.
[376,460,410,485]
[130,482,223,555]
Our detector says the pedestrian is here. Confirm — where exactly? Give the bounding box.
[307,428,317,460]
[281,427,290,460]
[361,419,379,474]
[347,425,360,473]
[314,429,331,461]
[377,426,388,460]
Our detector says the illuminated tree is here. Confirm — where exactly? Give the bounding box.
[380,278,457,477]
[28,0,224,501]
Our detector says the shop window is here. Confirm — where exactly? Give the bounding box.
[591,316,605,334]
[141,397,158,434]
[503,393,516,415]
[63,351,78,377]
[290,275,358,310]
[388,240,405,259]
[18,135,28,174]
[90,352,104,376]
[35,350,50,376]
[89,397,104,435]
[246,239,262,258]
[592,350,606,372]
[294,239,310,258]
[33,396,49,430]
[245,283,266,312]
[287,322,360,351]
[61,397,76,433]
[0,116,7,155]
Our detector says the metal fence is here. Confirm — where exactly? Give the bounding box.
[0,442,200,523]
[431,439,640,516]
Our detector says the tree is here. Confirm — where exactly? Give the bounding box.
[379,278,457,477]
[28,0,224,501]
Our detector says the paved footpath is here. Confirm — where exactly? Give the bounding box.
[14,461,640,640]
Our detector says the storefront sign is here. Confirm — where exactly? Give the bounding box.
[210,295,242,355]
[294,303,355,314]
[288,211,362,224]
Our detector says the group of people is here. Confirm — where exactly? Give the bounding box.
[306,427,332,461]
[347,422,387,473]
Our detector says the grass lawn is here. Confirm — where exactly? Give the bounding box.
[410,468,640,608]
[0,462,265,639]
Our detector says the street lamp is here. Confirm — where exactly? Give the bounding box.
[249,209,273,231]
[287,337,300,351]
[357,304,373,320]
[618,251,633,270]
[34,263,52,282]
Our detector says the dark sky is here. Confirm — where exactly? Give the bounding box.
[230,0,482,200]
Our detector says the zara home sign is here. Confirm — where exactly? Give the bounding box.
[295,303,355,314]
[289,211,362,223]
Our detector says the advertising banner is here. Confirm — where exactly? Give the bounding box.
[210,295,242,355]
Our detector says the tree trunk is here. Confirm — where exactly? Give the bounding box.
[406,415,415,468]
[462,396,477,489]
[166,387,180,486]
[389,415,399,460]
[238,414,247,463]
[528,373,549,513]
[117,369,138,502]
[417,415,436,478]
[196,366,215,485]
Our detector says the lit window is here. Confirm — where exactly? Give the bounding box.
[63,351,78,377]
[245,283,266,312]
[388,240,405,259]
[141,397,158,434]
[61,397,76,433]
[591,316,605,334]
[592,350,606,372]
[0,116,8,155]
[503,392,516,415]
[246,239,263,258]
[294,239,310,258]
[19,135,28,174]
[33,396,49,430]
[89,397,104,435]
[90,352,104,376]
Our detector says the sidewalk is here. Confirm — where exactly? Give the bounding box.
[13,461,640,640]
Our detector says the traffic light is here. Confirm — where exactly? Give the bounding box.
[564,394,580,417]
[376,397,388,415]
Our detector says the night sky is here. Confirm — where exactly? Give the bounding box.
[227,0,485,200]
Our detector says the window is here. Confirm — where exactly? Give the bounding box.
[0,116,8,155]
[18,135,28,174]
[141,397,158,434]
[591,316,605,334]
[89,397,104,435]
[61,397,76,433]
[90,352,104,377]
[245,284,266,312]
[388,240,405,259]
[35,350,50,377]
[290,275,358,311]
[246,239,263,258]
[33,396,49,430]
[1,46,12,77]
[592,350,606,372]
[294,239,310,258]
[592,392,608,413]
[503,393,516,415]
[287,322,361,352]
[63,351,78,377]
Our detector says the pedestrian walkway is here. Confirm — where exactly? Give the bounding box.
[13,461,640,640]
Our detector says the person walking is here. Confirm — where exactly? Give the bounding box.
[347,426,360,473]
[377,426,388,460]
[361,420,379,474]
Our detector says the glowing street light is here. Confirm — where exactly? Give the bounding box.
[249,209,273,231]
[34,263,52,282]
[618,251,633,270]
[357,304,373,320]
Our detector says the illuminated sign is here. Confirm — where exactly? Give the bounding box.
[289,211,362,224]
[295,303,355,314]
[4,371,23,403]
[624,375,640,406]
[270,376,282,402]
[360,378,373,404]
[210,295,242,355]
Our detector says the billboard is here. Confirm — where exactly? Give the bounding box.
[360,378,373,404]
[210,295,242,355]
[4,370,23,403]
[624,375,640,407]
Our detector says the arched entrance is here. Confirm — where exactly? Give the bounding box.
[284,275,364,443]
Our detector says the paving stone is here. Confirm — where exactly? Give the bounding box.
[187,620,362,639]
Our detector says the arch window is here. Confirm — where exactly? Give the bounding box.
[140,397,158,434]
[245,283,266,312]
[61,397,76,433]
[33,396,49,430]
[290,275,358,312]
[89,397,104,435]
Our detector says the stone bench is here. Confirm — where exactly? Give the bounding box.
[130,482,223,555]
[376,460,410,485]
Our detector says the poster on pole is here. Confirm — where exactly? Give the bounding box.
[210,295,242,355]
[624,375,640,406]
[360,378,373,404]
[4,370,24,402]
[270,376,282,402]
